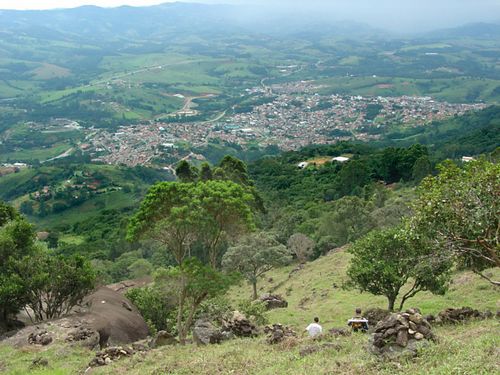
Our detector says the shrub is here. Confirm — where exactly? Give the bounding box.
[126,286,176,334]
[238,299,268,325]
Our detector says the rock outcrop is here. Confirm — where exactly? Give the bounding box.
[260,294,288,310]
[369,308,435,359]
[5,286,149,348]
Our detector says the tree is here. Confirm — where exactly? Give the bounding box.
[128,181,254,342]
[197,180,255,268]
[318,196,375,246]
[331,160,372,199]
[19,253,96,322]
[127,183,202,265]
[175,160,198,183]
[0,202,95,325]
[155,258,234,344]
[199,162,213,181]
[287,233,315,263]
[347,226,451,311]
[128,181,255,268]
[217,155,251,186]
[222,232,292,299]
[409,159,500,285]
[0,211,37,326]
[411,155,432,183]
[128,259,153,279]
[0,201,17,226]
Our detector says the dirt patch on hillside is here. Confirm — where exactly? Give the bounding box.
[376,84,394,89]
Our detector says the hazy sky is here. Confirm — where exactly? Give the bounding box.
[0,0,499,32]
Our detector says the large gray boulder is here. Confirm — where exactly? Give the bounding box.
[5,286,149,348]
[192,319,223,345]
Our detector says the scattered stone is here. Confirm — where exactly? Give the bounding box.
[28,330,53,346]
[193,319,223,345]
[260,294,288,310]
[29,357,49,370]
[299,343,341,357]
[328,328,351,337]
[264,324,296,344]
[369,309,435,359]
[289,263,305,277]
[149,331,177,348]
[89,346,134,367]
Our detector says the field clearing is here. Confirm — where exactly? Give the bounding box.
[339,56,361,65]
[99,53,199,72]
[30,190,138,228]
[400,43,453,51]
[0,143,72,163]
[31,63,71,80]
[305,156,334,165]
[316,76,500,103]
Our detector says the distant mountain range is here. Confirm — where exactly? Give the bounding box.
[0,2,392,42]
[425,22,500,39]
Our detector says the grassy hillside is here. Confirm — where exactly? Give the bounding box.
[0,250,498,375]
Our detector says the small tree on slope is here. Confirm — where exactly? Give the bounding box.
[347,226,452,311]
[222,232,292,300]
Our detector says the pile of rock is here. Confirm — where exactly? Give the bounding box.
[65,327,99,349]
[370,308,435,359]
[88,346,135,367]
[222,312,259,338]
[264,324,296,344]
[429,307,494,325]
[260,294,288,310]
[28,330,53,346]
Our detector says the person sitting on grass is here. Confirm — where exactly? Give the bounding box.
[305,317,323,337]
[347,308,369,332]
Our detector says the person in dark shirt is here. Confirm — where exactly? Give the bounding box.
[347,308,369,332]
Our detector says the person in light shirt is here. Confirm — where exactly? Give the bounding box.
[305,317,323,337]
